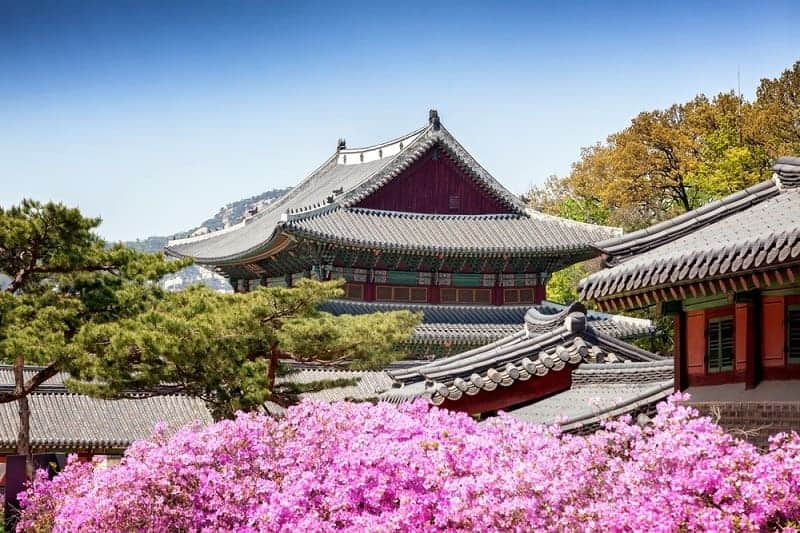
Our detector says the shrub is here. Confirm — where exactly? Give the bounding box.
[18,395,800,532]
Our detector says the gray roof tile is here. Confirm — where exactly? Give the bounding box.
[318,299,530,324]
[166,116,619,263]
[581,165,800,301]
[286,207,618,255]
[275,367,395,403]
[504,359,673,432]
[383,309,664,405]
[319,299,653,345]
[0,368,212,451]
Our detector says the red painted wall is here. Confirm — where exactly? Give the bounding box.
[762,296,785,368]
[682,299,800,387]
[686,310,706,378]
[735,302,754,377]
[355,146,513,214]
[439,366,574,415]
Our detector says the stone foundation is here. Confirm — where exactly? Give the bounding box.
[689,401,800,449]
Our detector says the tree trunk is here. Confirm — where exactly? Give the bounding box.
[13,355,33,477]
[267,344,280,392]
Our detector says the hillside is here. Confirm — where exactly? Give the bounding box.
[125,187,291,291]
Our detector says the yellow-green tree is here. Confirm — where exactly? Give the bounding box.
[530,61,800,231]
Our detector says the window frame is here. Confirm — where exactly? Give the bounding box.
[375,285,427,303]
[787,304,800,364]
[503,288,535,305]
[440,288,492,305]
[706,315,735,374]
[343,283,364,301]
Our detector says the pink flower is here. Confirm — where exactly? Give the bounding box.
[17,395,800,532]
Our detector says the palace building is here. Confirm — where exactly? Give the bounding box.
[580,157,800,444]
[264,303,669,431]
[166,110,619,310]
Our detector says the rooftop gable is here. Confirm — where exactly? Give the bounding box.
[166,110,619,264]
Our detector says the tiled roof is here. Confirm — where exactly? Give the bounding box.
[276,365,395,403]
[412,323,521,345]
[264,306,661,415]
[0,367,212,451]
[318,299,654,345]
[166,111,619,263]
[284,207,618,255]
[581,157,800,301]
[263,362,416,416]
[382,306,664,406]
[318,299,531,324]
[504,360,673,432]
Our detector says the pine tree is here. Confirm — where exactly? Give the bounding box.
[0,200,184,471]
[1,199,420,468]
[71,280,420,419]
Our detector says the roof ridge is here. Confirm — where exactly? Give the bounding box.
[338,125,429,154]
[773,156,800,187]
[344,207,521,220]
[594,179,779,264]
[525,208,622,235]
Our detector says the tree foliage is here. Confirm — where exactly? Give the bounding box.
[0,200,184,462]
[0,200,420,461]
[529,61,800,231]
[71,280,419,418]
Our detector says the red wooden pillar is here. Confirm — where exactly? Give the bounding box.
[739,292,762,390]
[534,283,546,304]
[429,285,440,304]
[363,282,375,301]
[492,285,503,306]
[673,310,688,392]
[735,301,753,387]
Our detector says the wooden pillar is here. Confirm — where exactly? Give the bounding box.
[230,277,240,293]
[492,285,503,306]
[534,284,546,304]
[364,282,375,302]
[429,285,440,304]
[746,292,762,390]
[673,310,688,392]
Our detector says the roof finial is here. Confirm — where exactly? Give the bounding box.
[428,109,440,130]
[565,312,587,334]
[337,138,346,151]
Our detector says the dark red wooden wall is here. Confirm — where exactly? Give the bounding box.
[355,146,513,214]
[440,365,574,415]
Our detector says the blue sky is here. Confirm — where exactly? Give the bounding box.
[1,0,798,241]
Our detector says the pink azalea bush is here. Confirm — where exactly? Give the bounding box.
[18,394,800,532]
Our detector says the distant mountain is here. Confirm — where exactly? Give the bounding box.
[125,187,291,291]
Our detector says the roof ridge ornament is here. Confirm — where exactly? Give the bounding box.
[337,138,346,151]
[564,311,587,334]
[773,156,800,189]
[428,109,441,130]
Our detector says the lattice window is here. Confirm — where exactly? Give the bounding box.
[707,316,734,373]
[441,288,491,305]
[504,288,535,304]
[375,285,427,303]
[343,283,364,301]
[788,305,800,363]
